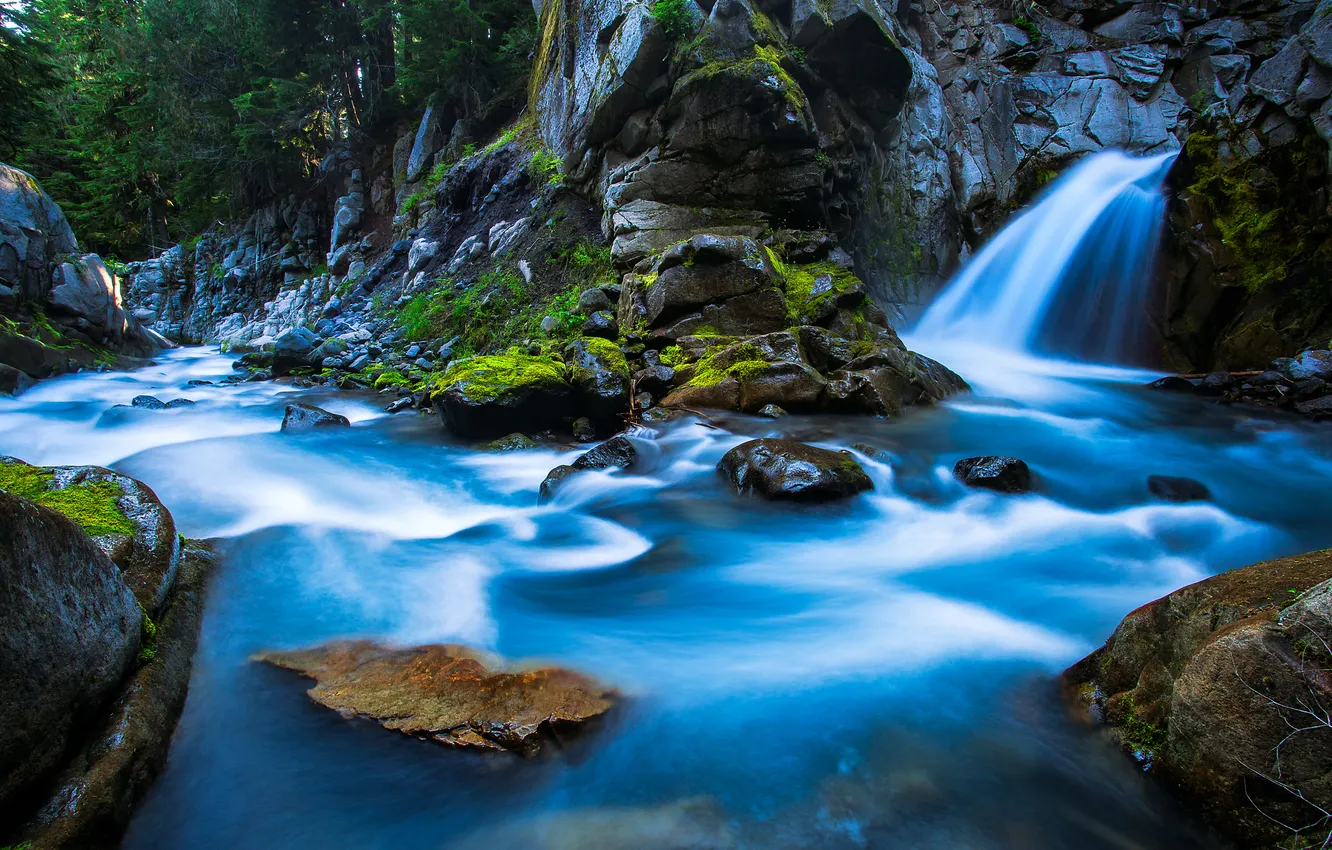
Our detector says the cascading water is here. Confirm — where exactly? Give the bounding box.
[913,151,1176,365]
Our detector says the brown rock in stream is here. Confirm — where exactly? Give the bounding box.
[256,641,616,755]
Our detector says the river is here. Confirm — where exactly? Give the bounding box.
[2,338,1330,848]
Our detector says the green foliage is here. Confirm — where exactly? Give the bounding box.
[0,462,135,537]
[1186,129,1332,293]
[528,149,564,186]
[652,0,693,40]
[400,158,453,216]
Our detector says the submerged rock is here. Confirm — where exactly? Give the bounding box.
[717,439,872,502]
[1147,474,1211,503]
[0,491,142,819]
[281,403,351,431]
[485,432,538,452]
[131,394,167,410]
[952,456,1032,493]
[539,434,637,503]
[1063,548,1332,849]
[451,797,734,850]
[255,640,616,755]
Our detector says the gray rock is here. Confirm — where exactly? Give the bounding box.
[280,403,351,431]
[953,456,1032,493]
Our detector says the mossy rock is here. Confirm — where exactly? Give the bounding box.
[0,457,180,615]
[565,337,631,429]
[717,438,873,501]
[430,354,575,439]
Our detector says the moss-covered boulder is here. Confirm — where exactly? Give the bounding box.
[256,640,617,755]
[565,337,631,429]
[0,457,179,615]
[1063,549,1332,849]
[717,438,873,501]
[431,353,575,438]
[0,491,142,830]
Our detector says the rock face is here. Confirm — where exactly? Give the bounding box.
[0,163,161,386]
[717,439,873,501]
[1064,549,1332,849]
[256,640,617,755]
[0,491,142,827]
[281,403,351,431]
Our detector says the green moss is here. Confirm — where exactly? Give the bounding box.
[1186,128,1332,293]
[686,343,768,387]
[0,463,135,537]
[373,370,410,390]
[138,603,158,664]
[779,260,862,324]
[579,336,630,377]
[687,45,807,113]
[1118,694,1167,759]
[660,345,688,368]
[432,354,568,403]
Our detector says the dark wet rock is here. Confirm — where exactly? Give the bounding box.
[233,350,273,371]
[1197,372,1234,397]
[0,457,180,615]
[1147,475,1211,503]
[633,364,676,395]
[384,397,414,414]
[565,338,630,427]
[272,327,321,376]
[717,439,872,502]
[1288,350,1332,381]
[757,404,786,418]
[582,310,619,340]
[255,640,616,755]
[572,416,597,442]
[186,379,213,386]
[485,433,538,452]
[1063,549,1332,849]
[0,491,141,825]
[539,435,638,503]
[953,456,1032,494]
[577,288,613,314]
[1296,394,1332,419]
[433,355,575,439]
[0,363,34,396]
[17,542,218,849]
[281,403,351,431]
[163,398,195,409]
[1147,376,1196,392]
[131,395,166,410]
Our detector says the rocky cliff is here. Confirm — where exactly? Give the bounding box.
[0,164,164,392]
[117,0,1332,373]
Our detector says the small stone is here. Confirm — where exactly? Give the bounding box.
[540,315,558,333]
[578,288,613,314]
[757,404,786,418]
[485,433,538,452]
[572,417,597,442]
[414,357,432,370]
[281,403,351,431]
[163,398,195,409]
[131,395,166,410]
[953,456,1032,493]
[1146,375,1195,392]
[583,311,619,339]
[406,344,422,358]
[349,354,370,371]
[634,391,653,410]
[384,397,414,413]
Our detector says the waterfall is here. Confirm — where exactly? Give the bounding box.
[913,151,1176,365]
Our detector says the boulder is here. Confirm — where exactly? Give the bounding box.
[717,439,873,501]
[0,363,33,396]
[0,457,181,614]
[0,491,141,822]
[433,354,575,439]
[583,310,619,339]
[539,434,638,503]
[255,640,616,755]
[272,327,321,376]
[484,433,538,451]
[1147,376,1196,392]
[953,456,1032,493]
[565,338,631,427]
[1147,474,1211,503]
[1064,549,1332,849]
[281,403,351,431]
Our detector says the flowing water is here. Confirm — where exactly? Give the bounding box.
[2,153,1330,849]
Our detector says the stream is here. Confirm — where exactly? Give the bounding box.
[2,341,1330,849]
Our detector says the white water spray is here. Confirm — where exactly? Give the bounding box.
[914,151,1176,365]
